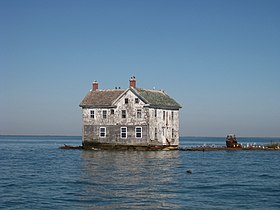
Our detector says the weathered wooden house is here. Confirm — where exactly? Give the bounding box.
[79,77,182,149]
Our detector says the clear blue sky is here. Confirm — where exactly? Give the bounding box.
[1,0,280,137]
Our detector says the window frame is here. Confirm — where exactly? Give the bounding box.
[120,127,127,139]
[90,110,95,119]
[102,110,107,119]
[99,127,106,138]
[137,109,142,118]
[135,127,142,138]
[122,110,126,118]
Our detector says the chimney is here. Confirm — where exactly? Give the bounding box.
[129,76,136,88]
[92,80,98,91]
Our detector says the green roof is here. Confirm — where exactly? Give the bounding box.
[134,88,181,109]
[80,88,181,110]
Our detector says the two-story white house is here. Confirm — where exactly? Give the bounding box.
[79,77,182,149]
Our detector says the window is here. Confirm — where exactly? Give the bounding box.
[171,111,174,120]
[99,127,106,138]
[137,109,141,118]
[135,127,142,138]
[125,98,129,104]
[163,111,165,120]
[122,110,126,118]
[120,127,127,139]
[135,98,139,103]
[172,128,175,138]
[155,128,157,139]
[102,110,107,119]
[154,109,157,118]
[111,109,114,115]
[90,110,94,119]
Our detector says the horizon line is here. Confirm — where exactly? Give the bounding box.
[0,134,279,138]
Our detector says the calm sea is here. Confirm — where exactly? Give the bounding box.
[1,136,280,209]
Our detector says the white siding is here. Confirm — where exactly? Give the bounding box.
[82,89,180,146]
[148,109,179,146]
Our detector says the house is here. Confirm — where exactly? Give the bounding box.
[79,77,182,149]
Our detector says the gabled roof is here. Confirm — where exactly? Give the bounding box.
[80,88,181,110]
[133,88,182,110]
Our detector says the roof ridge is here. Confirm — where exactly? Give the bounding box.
[93,89,125,91]
[136,88,165,93]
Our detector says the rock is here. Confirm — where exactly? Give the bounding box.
[186,169,192,174]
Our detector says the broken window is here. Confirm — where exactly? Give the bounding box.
[137,109,141,118]
[122,110,126,118]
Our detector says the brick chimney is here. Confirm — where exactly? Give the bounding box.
[92,80,99,91]
[129,76,136,88]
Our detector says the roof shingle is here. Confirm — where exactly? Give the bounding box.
[80,88,181,109]
[79,90,125,108]
[134,88,181,109]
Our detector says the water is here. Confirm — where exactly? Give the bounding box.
[1,136,280,209]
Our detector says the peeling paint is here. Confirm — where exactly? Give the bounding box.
[80,82,181,148]
[83,90,182,146]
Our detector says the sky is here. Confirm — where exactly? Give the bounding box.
[1,0,280,137]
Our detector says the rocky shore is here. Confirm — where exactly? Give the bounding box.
[60,143,280,151]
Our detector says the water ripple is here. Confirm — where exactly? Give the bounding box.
[1,136,280,209]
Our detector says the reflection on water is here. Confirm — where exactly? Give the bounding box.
[80,151,182,209]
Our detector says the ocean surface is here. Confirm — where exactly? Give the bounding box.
[1,136,280,210]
